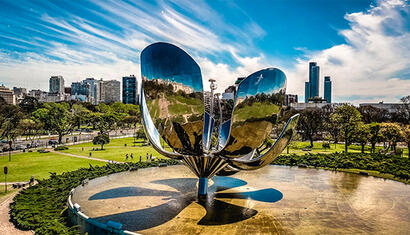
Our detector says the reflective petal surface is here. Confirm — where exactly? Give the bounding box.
[217,68,286,158]
[226,114,299,170]
[141,42,205,156]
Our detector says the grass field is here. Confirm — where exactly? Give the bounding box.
[0,152,106,182]
[60,137,168,162]
[285,141,408,156]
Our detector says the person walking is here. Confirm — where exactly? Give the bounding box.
[89,152,92,158]
[125,153,129,161]
[131,153,134,160]
[146,153,149,160]
[139,155,142,162]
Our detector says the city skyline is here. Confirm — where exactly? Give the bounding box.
[0,0,409,104]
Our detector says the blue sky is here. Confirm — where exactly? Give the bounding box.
[0,0,409,104]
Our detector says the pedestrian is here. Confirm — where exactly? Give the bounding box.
[150,153,152,161]
[82,147,84,151]
[146,153,149,160]
[139,155,142,162]
[89,152,92,157]
[131,153,133,160]
[125,153,129,161]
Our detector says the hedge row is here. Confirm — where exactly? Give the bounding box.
[272,153,410,180]
[9,159,179,235]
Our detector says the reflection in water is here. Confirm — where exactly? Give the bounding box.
[330,172,362,194]
[90,176,283,230]
[197,197,258,225]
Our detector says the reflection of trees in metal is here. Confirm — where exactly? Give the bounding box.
[140,42,299,195]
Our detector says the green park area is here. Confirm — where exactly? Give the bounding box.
[60,137,167,162]
[0,151,106,182]
[0,136,408,187]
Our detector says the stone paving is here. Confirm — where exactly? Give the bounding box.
[71,165,410,234]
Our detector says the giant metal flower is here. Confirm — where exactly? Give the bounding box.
[140,42,299,196]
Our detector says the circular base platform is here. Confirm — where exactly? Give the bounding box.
[71,165,410,234]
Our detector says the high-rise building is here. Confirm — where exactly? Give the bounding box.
[304,82,311,103]
[83,78,102,105]
[71,82,91,102]
[103,80,121,103]
[324,76,332,103]
[0,85,16,105]
[122,75,137,104]
[49,76,64,93]
[310,65,320,97]
[305,62,320,102]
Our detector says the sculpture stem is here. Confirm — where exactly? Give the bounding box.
[198,178,208,196]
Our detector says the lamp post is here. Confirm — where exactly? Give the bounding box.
[4,166,8,193]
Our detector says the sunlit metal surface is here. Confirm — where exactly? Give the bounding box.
[226,114,299,170]
[216,68,286,158]
[141,42,204,156]
[140,42,298,195]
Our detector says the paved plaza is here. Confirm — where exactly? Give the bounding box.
[72,165,410,234]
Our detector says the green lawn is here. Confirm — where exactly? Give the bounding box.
[285,141,408,156]
[61,137,168,162]
[0,152,106,182]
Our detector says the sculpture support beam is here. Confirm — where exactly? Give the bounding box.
[198,178,208,195]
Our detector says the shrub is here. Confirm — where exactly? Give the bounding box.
[10,159,179,234]
[272,152,410,181]
[54,146,69,151]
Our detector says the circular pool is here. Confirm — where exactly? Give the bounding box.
[70,165,410,234]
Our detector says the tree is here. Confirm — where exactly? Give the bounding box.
[358,105,389,123]
[368,122,383,153]
[136,128,147,142]
[18,96,40,114]
[71,104,90,129]
[326,114,341,149]
[355,123,370,153]
[0,104,23,161]
[19,118,43,145]
[395,95,410,124]
[33,103,73,144]
[380,123,404,153]
[331,105,362,152]
[403,125,410,157]
[90,111,124,135]
[0,105,23,143]
[93,133,110,150]
[296,108,324,147]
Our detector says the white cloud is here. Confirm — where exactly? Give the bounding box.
[0,48,139,90]
[286,0,410,104]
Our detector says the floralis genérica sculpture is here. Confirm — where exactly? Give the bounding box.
[140,42,299,196]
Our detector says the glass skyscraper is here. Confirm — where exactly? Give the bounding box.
[122,75,137,104]
[304,82,311,103]
[324,76,332,103]
[305,62,320,102]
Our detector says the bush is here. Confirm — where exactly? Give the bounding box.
[322,143,330,149]
[37,149,50,153]
[10,159,180,234]
[54,146,69,151]
[272,152,410,181]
